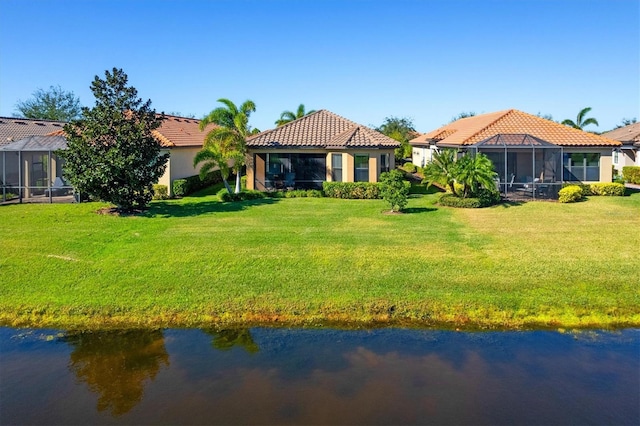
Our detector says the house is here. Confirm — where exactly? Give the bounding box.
[245,110,400,191]
[1,114,214,203]
[601,122,640,173]
[410,109,621,199]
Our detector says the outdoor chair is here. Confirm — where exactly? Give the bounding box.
[45,177,70,197]
[284,173,295,190]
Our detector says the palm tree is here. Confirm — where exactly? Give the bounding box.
[196,98,256,194]
[561,107,599,130]
[422,149,460,196]
[455,153,497,198]
[275,104,315,127]
[192,144,233,194]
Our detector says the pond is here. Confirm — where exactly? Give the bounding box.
[1,327,638,425]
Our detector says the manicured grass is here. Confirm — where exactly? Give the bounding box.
[1,190,639,329]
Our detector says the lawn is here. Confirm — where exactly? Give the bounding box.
[1,188,639,330]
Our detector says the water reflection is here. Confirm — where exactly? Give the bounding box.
[64,329,169,416]
[1,328,638,425]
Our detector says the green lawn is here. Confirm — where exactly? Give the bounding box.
[1,188,639,330]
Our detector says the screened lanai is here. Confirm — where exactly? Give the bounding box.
[468,134,563,200]
[0,135,75,204]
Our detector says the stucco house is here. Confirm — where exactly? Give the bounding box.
[601,122,640,173]
[410,109,621,199]
[1,114,213,202]
[245,110,399,191]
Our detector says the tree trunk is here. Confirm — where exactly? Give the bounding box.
[222,178,233,194]
[234,173,241,194]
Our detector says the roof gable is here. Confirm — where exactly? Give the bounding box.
[247,110,400,149]
[411,109,621,147]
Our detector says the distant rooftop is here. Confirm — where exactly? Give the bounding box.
[0,116,66,146]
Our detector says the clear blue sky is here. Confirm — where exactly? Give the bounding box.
[1,0,638,133]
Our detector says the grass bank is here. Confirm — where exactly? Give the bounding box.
[1,188,639,330]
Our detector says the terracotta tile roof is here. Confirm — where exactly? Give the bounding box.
[411,109,621,147]
[601,122,640,146]
[0,116,66,146]
[247,109,400,149]
[45,114,217,149]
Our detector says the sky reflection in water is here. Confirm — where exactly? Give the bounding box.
[1,327,638,425]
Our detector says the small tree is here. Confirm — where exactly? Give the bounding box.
[455,153,498,198]
[59,68,169,212]
[379,169,409,212]
[422,149,459,196]
[15,85,82,121]
[376,116,415,160]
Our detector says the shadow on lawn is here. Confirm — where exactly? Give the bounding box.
[402,206,438,214]
[144,198,279,218]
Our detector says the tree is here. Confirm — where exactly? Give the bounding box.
[376,116,416,160]
[455,153,497,198]
[449,111,476,123]
[275,104,315,126]
[613,117,637,129]
[561,107,599,130]
[197,98,256,194]
[422,149,460,196]
[379,169,410,212]
[59,68,169,212]
[192,144,233,194]
[15,85,82,121]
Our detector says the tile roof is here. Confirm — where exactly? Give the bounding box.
[45,114,216,148]
[0,135,68,151]
[0,117,66,146]
[601,122,640,146]
[247,110,400,149]
[411,109,621,147]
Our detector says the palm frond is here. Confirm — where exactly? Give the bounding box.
[577,107,592,125]
[583,117,599,127]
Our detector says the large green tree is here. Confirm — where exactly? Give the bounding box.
[196,98,256,194]
[561,107,599,130]
[275,103,315,126]
[376,116,416,160]
[15,85,82,121]
[59,68,169,212]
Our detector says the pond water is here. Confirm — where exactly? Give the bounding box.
[1,327,638,425]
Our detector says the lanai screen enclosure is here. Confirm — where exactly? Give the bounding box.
[0,135,74,204]
[469,134,563,200]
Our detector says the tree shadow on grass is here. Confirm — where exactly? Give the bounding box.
[497,200,526,208]
[402,206,438,214]
[143,197,279,218]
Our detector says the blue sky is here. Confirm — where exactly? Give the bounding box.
[1,0,638,133]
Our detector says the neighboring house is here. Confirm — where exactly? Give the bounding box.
[1,114,214,202]
[0,116,66,146]
[601,122,640,173]
[410,109,621,199]
[245,110,400,190]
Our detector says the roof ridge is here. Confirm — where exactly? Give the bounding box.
[462,109,514,142]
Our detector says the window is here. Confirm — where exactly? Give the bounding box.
[614,150,619,164]
[380,154,389,174]
[331,154,342,182]
[563,153,600,181]
[354,154,369,182]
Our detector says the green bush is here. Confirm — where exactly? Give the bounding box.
[218,189,266,202]
[476,188,501,206]
[589,182,625,196]
[322,182,381,199]
[379,170,410,212]
[402,162,417,173]
[172,170,226,197]
[438,193,482,208]
[152,184,169,200]
[622,166,640,184]
[558,185,583,203]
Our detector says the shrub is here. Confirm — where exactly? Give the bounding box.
[476,188,501,206]
[438,193,482,208]
[402,162,417,173]
[563,182,592,196]
[558,185,583,203]
[152,184,169,200]
[322,182,381,199]
[589,182,625,196]
[379,170,410,212]
[622,166,640,184]
[218,189,265,202]
[172,170,225,197]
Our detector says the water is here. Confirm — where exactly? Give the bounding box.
[1,327,638,425]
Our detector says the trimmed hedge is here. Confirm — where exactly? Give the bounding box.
[437,189,500,208]
[217,189,265,202]
[589,182,625,196]
[322,182,381,199]
[172,170,226,197]
[622,166,640,184]
[152,184,169,200]
[558,185,583,203]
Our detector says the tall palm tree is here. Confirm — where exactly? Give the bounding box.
[275,104,315,127]
[561,107,599,130]
[195,98,256,194]
[422,149,460,196]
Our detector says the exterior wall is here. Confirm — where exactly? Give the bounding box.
[411,144,436,167]
[247,148,397,189]
[156,147,202,195]
[612,148,638,172]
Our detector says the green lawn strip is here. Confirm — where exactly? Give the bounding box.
[1,192,638,329]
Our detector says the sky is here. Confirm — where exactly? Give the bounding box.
[0,0,638,133]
